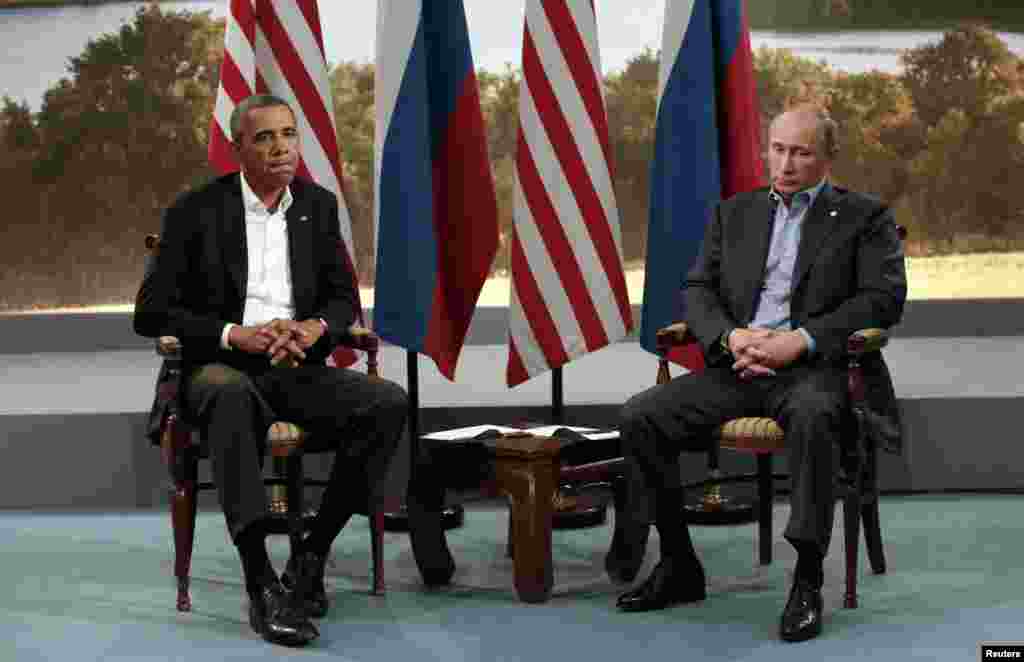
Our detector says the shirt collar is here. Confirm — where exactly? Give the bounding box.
[769,178,828,210]
[240,170,293,215]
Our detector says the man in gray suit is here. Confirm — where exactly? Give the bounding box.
[614,107,906,642]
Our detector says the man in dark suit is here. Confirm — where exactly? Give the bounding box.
[614,107,906,642]
[134,94,407,647]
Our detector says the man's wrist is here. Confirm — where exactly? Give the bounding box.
[720,328,734,357]
[221,323,236,350]
[796,327,815,355]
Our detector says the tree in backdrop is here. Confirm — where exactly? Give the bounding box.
[604,48,659,265]
[4,9,1024,311]
[329,60,376,283]
[902,24,1024,249]
[825,70,921,204]
[476,65,520,274]
[1,5,222,310]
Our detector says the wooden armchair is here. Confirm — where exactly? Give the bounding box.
[652,321,892,609]
[141,234,386,612]
[558,322,895,609]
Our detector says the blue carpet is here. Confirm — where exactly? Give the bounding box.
[2,495,1021,661]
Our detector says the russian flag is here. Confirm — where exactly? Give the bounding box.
[374,1,499,380]
[639,0,763,368]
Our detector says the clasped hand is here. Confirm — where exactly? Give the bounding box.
[728,328,808,381]
[229,318,325,366]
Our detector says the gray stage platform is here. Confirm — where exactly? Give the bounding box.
[2,328,1024,510]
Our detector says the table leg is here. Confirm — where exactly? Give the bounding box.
[494,441,559,604]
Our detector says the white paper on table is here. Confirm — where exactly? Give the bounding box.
[521,425,599,436]
[421,424,524,441]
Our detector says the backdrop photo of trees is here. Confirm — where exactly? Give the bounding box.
[1,3,1023,311]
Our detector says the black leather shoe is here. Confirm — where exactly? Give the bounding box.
[616,558,706,612]
[282,550,329,619]
[779,578,824,642]
[248,580,319,647]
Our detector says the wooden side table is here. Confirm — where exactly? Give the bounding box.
[407,431,562,603]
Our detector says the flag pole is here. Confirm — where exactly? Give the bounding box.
[551,366,564,424]
[383,349,464,532]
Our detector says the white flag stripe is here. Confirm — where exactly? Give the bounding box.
[564,0,604,102]
[526,8,622,259]
[508,0,631,384]
[213,92,238,139]
[225,6,256,85]
[508,268,553,379]
[373,0,422,266]
[658,0,697,103]
[272,1,335,125]
[518,83,625,339]
[253,24,355,253]
[512,175,586,358]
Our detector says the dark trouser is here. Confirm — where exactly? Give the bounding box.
[183,362,408,543]
[620,359,845,556]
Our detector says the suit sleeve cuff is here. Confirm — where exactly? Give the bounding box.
[796,327,816,355]
[221,323,235,351]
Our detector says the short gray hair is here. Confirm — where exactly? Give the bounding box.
[774,106,840,159]
[229,94,293,142]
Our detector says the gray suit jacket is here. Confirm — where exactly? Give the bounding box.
[685,185,908,453]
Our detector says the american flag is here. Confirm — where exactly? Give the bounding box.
[208,0,362,366]
[507,0,633,387]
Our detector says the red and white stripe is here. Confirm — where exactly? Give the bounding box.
[507,0,633,386]
[209,0,361,365]
[209,0,256,175]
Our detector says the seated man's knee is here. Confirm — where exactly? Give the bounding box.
[620,392,657,433]
[375,378,408,415]
[192,364,251,394]
[785,389,844,430]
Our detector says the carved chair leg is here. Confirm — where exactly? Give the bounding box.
[757,454,774,565]
[861,499,886,575]
[171,446,198,613]
[370,507,385,595]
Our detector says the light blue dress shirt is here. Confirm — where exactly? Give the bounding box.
[747,179,829,354]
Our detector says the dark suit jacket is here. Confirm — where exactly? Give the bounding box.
[685,185,908,453]
[134,172,359,379]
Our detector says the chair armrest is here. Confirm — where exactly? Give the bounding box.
[847,328,889,356]
[655,322,694,353]
[156,336,182,358]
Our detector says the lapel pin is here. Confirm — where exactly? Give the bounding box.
[299,215,309,222]
[829,210,838,217]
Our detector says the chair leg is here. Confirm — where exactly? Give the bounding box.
[757,454,773,565]
[843,489,863,609]
[370,508,385,595]
[861,499,886,575]
[170,446,198,613]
